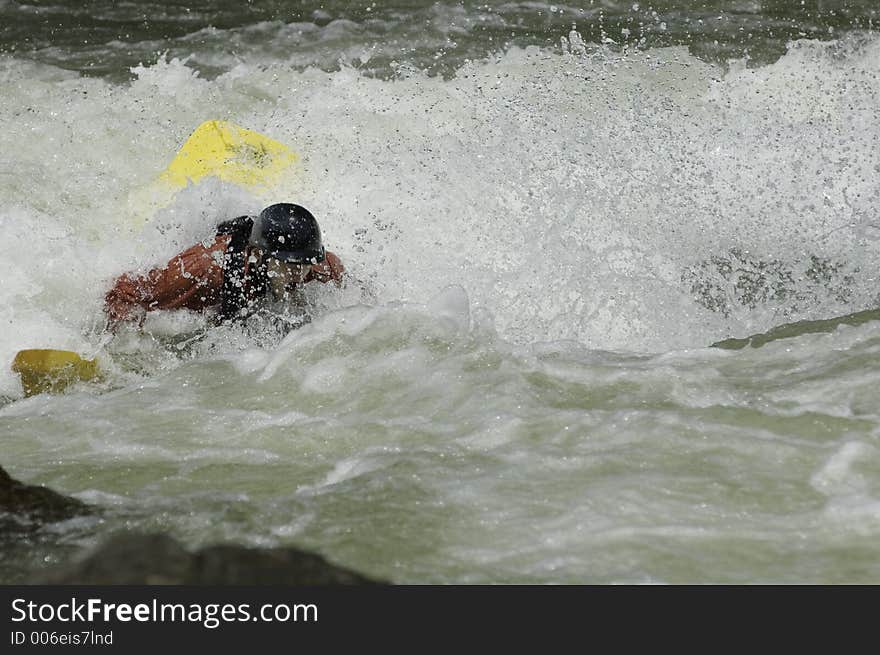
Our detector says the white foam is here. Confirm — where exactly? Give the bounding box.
[811,441,872,496]
[297,449,397,495]
[2,35,879,396]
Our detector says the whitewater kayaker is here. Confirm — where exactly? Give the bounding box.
[104,203,344,328]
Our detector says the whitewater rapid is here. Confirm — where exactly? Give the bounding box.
[2,33,880,583]
[2,36,878,400]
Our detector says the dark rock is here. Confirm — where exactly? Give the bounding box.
[193,544,379,585]
[34,533,384,585]
[0,465,92,531]
[34,534,193,585]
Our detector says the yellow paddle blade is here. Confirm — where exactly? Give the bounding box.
[159,120,297,190]
[12,349,100,397]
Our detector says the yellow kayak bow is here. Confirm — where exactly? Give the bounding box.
[12,350,101,397]
[159,119,297,190]
[129,119,299,226]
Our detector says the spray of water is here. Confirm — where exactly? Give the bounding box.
[1,33,878,397]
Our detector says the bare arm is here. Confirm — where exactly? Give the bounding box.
[104,236,228,328]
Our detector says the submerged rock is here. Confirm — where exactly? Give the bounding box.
[34,533,384,585]
[0,464,92,531]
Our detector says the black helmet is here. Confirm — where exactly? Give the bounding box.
[251,203,326,264]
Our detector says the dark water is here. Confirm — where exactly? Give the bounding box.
[1,1,877,79]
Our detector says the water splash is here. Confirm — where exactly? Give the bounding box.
[1,34,879,397]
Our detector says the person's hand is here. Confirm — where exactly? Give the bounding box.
[104,274,149,331]
[104,304,129,332]
[309,251,345,284]
[104,297,145,332]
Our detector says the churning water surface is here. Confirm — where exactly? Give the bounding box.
[1,1,879,583]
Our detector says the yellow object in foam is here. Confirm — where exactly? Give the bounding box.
[159,120,297,190]
[128,119,298,227]
[12,349,100,397]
